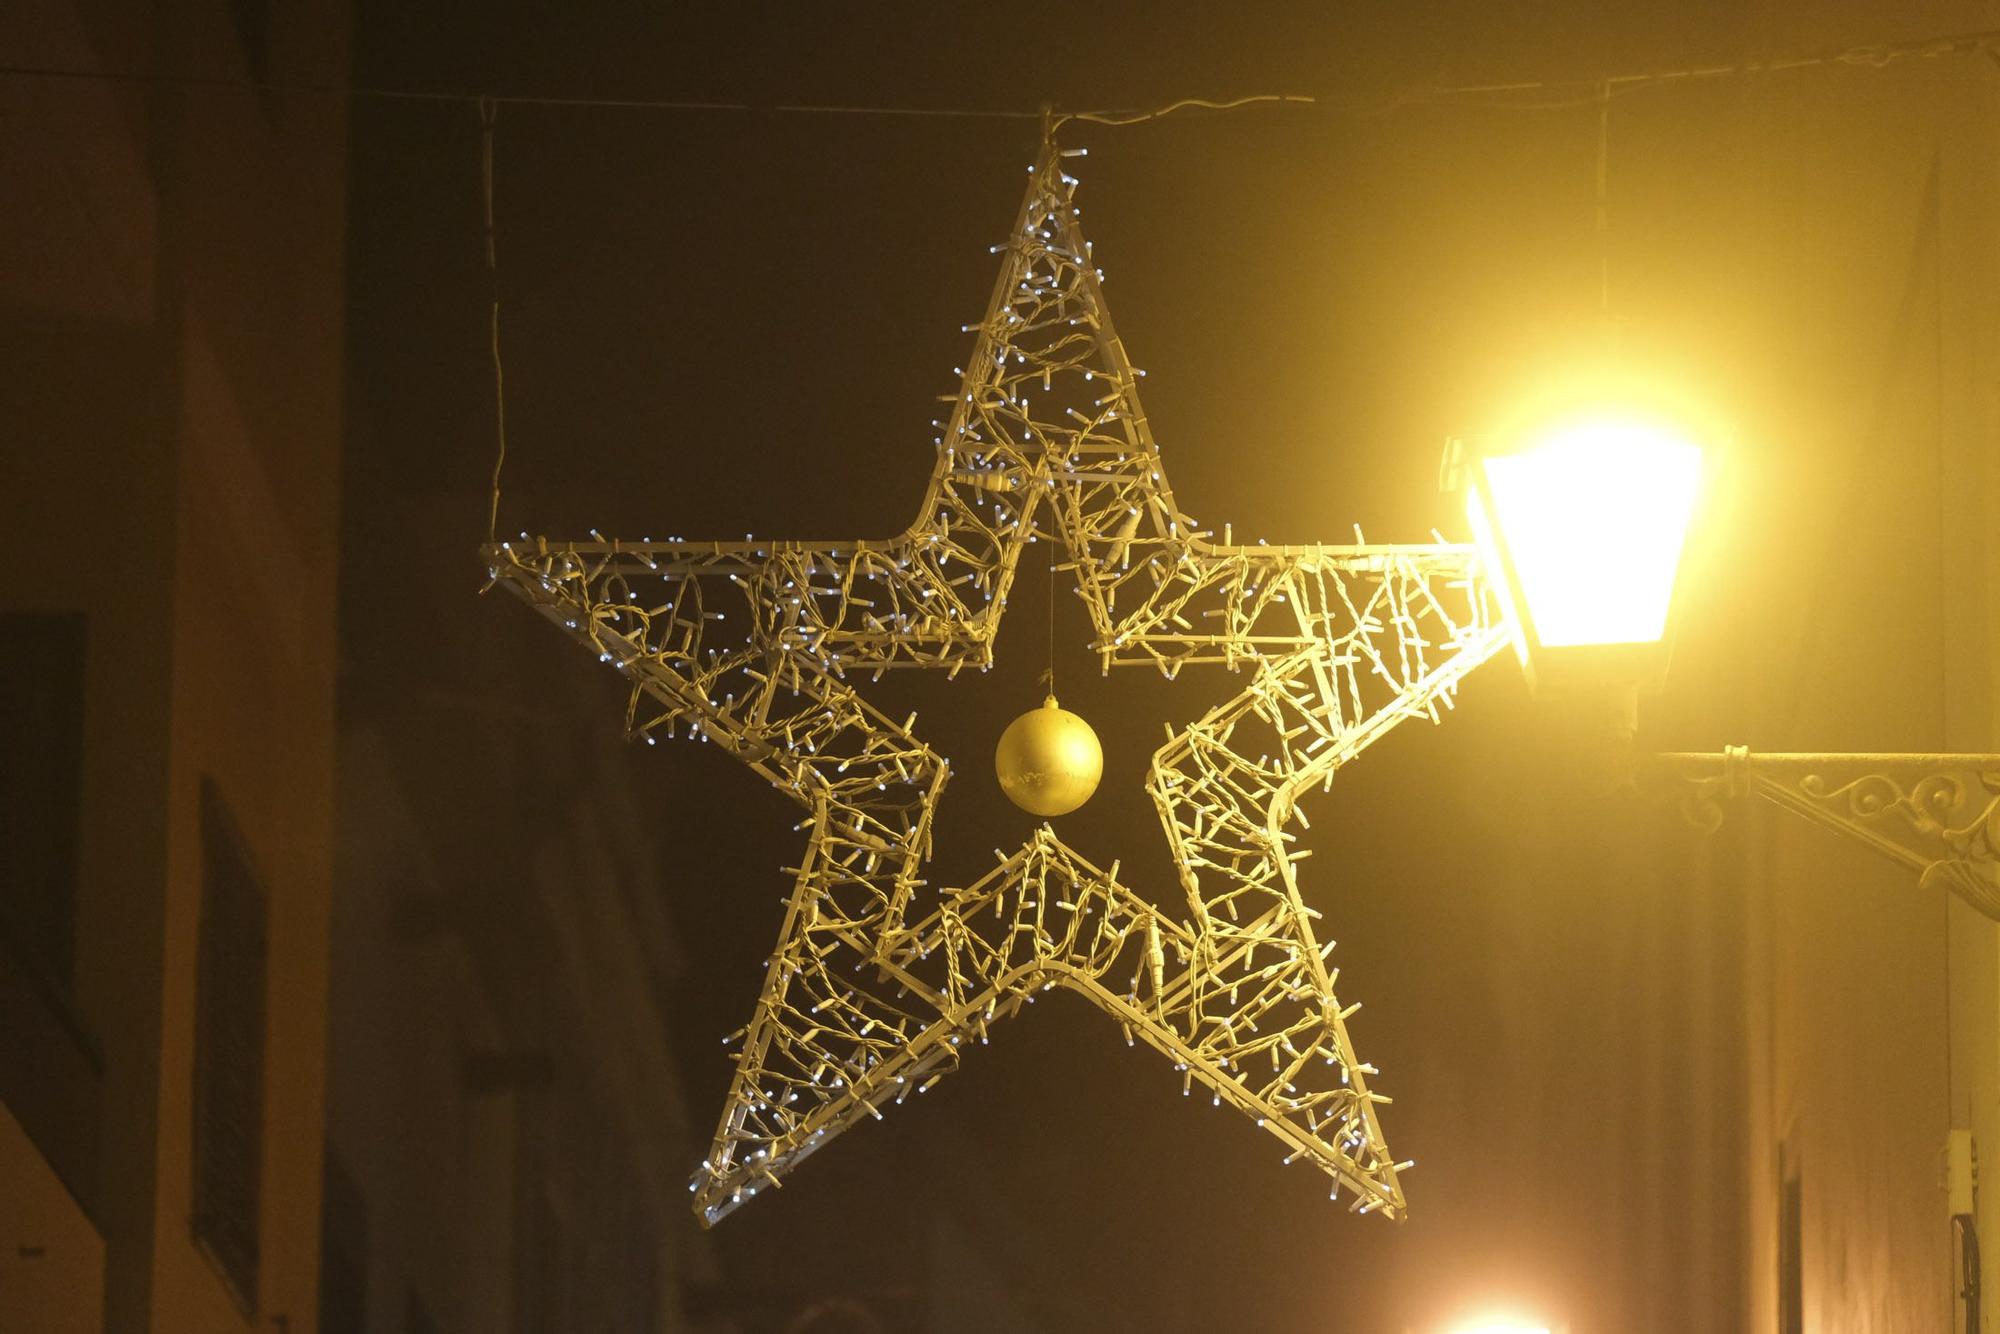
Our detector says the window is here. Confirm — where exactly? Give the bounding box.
[192,778,268,1314]
[1777,1146,1802,1334]
[513,1188,565,1334]
[318,1148,368,1334]
[0,612,86,993]
[227,0,272,84]
[407,1290,442,1334]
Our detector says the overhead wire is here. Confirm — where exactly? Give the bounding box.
[480,95,507,544]
[4,21,1999,121]
[14,24,1996,553]
[0,61,1307,123]
[1382,24,2000,112]
[7,21,1998,123]
[1594,80,1612,317]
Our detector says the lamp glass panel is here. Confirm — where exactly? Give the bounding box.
[1481,419,1702,647]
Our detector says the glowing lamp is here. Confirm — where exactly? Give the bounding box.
[1448,411,1709,709]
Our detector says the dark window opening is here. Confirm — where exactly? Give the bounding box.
[192,778,268,1314]
[318,1147,368,1334]
[513,1176,571,1334]
[1778,1147,1802,1334]
[0,612,86,994]
[407,1289,442,1334]
[228,0,272,84]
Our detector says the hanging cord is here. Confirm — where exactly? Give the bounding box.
[1594,79,1612,318]
[480,96,508,543]
[1042,531,1058,701]
[1054,93,1314,133]
[1956,1213,1982,1334]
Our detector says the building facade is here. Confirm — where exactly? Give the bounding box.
[0,1,349,1330]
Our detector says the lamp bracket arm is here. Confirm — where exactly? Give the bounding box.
[1645,748,2000,921]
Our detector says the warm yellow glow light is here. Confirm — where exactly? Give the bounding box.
[1455,1325,1552,1334]
[1473,417,1703,647]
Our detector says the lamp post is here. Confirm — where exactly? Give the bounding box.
[1446,410,2000,922]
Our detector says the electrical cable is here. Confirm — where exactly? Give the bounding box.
[0,61,1310,125]
[7,21,1997,121]
[479,96,507,543]
[1969,1216,1982,1334]
[1955,1213,1981,1334]
[1384,25,2000,111]
[1593,80,1612,317]
[1056,93,1316,129]
[25,21,1983,570]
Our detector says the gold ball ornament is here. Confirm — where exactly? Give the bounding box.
[994,695,1103,817]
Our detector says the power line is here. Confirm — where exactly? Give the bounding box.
[0,62,1316,123]
[7,21,1997,125]
[1384,24,2000,111]
[479,96,507,545]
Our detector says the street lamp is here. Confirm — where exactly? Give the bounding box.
[1446,408,1708,737]
[1421,1312,1561,1334]
[1445,408,2000,920]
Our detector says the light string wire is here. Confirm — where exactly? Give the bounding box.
[480,95,507,544]
[1053,93,1315,130]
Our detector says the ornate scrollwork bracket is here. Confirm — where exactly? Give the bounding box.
[1647,748,2000,921]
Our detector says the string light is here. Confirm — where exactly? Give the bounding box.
[485,118,1510,1229]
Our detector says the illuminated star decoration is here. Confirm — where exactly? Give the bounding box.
[483,131,1509,1226]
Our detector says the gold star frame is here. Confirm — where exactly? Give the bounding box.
[483,133,1509,1225]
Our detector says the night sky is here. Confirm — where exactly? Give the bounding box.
[338,5,1958,1329]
